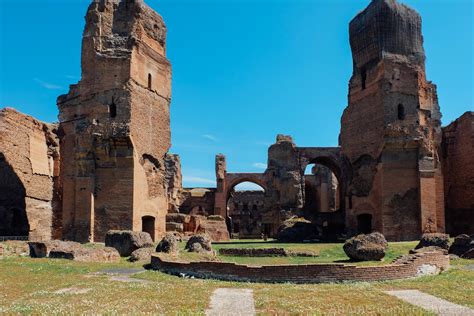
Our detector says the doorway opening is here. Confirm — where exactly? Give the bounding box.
[142,216,155,241]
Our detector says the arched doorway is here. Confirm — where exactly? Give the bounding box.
[142,216,155,241]
[303,163,340,217]
[226,181,265,238]
[300,154,347,240]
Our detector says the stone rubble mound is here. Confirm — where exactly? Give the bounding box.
[343,232,388,261]
[28,240,120,263]
[448,234,474,259]
[156,233,178,254]
[105,230,154,257]
[409,246,448,255]
[415,233,450,250]
[129,247,154,262]
[185,234,212,253]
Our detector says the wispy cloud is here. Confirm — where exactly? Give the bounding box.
[235,182,265,191]
[34,78,63,90]
[202,134,218,142]
[252,162,267,169]
[183,176,216,186]
[65,75,79,80]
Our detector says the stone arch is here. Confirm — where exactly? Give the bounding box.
[225,175,267,198]
[298,148,352,213]
[224,174,267,237]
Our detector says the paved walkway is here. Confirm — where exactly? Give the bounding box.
[385,290,474,316]
[206,288,256,316]
[94,268,152,284]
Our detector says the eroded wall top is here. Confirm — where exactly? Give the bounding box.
[350,0,425,71]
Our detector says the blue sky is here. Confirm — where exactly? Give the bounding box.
[0,0,472,189]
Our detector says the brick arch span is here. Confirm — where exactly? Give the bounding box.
[298,147,352,213]
[225,173,267,195]
[214,173,267,218]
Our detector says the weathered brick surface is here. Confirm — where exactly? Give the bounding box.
[340,0,444,240]
[151,251,449,283]
[442,112,474,235]
[0,108,60,241]
[57,0,177,242]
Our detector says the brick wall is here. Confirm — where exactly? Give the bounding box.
[151,251,449,283]
[442,112,474,235]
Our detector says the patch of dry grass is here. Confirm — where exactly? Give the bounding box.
[0,242,471,314]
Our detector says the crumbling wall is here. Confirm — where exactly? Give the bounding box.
[443,112,474,235]
[340,0,444,240]
[58,0,172,242]
[0,108,60,241]
[165,153,183,213]
[265,135,304,211]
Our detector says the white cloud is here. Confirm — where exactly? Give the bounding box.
[234,182,265,191]
[34,78,63,90]
[252,162,267,169]
[202,134,218,142]
[183,176,216,186]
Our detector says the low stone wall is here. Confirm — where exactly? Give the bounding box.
[151,252,449,283]
[218,248,317,257]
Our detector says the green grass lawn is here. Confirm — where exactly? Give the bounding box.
[0,241,472,314]
[177,240,418,266]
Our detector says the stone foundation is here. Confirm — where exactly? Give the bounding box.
[151,251,449,283]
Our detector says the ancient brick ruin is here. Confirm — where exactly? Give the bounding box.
[0,0,472,242]
[56,0,175,242]
[340,0,445,240]
[442,112,474,235]
[0,108,60,241]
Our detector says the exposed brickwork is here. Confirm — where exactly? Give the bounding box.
[57,0,176,242]
[0,108,60,241]
[442,112,474,235]
[340,0,444,240]
[151,251,449,283]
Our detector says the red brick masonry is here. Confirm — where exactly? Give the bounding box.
[151,251,449,283]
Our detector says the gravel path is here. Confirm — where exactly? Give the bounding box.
[206,288,256,316]
[385,290,474,316]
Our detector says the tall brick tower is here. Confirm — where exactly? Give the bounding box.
[57,0,172,242]
[339,0,444,240]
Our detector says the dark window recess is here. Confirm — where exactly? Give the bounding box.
[148,73,152,90]
[357,214,372,234]
[397,104,405,120]
[361,68,367,90]
[109,98,117,118]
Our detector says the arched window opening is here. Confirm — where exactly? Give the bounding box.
[397,104,405,120]
[148,73,152,90]
[109,98,117,118]
[303,163,340,214]
[361,67,367,90]
[227,181,265,238]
